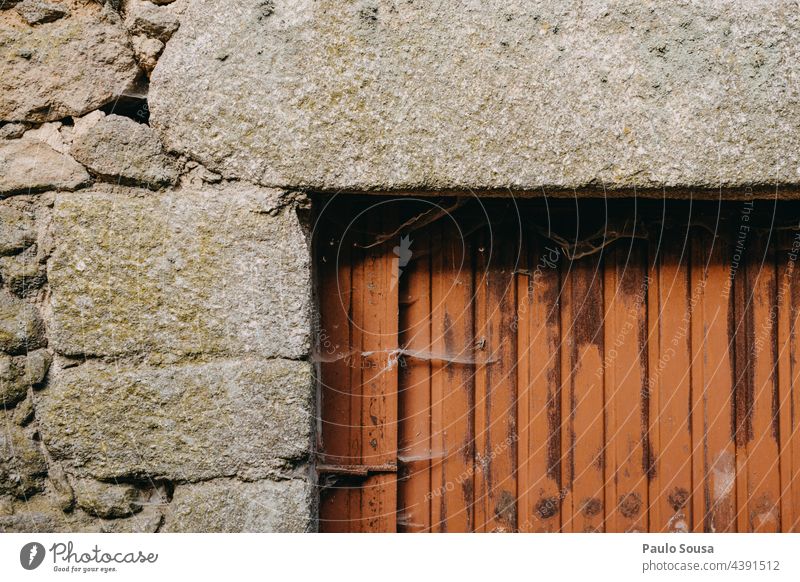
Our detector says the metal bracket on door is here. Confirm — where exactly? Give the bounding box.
[316,463,397,477]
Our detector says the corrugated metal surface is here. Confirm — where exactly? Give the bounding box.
[315,196,800,532]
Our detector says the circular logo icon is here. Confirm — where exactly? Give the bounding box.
[20,542,45,570]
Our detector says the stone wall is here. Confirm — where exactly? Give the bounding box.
[150,0,800,194]
[1,0,314,532]
[2,0,798,531]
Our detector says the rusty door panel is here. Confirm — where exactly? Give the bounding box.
[648,231,693,532]
[561,252,606,532]
[473,226,519,532]
[736,230,781,532]
[357,209,399,533]
[397,227,432,532]
[517,235,563,532]
[691,228,738,532]
[777,230,800,531]
[316,196,799,533]
[429,219,475,532]
[604,242,650,532]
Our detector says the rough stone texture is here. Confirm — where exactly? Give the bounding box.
[0,490,164,532]
[14,0,69,25]
[0,252,48,297]
[0,0,316,526]
[124,0,179,42]
[48,185,310,359]
[131,34,164,73]
[162,478,313,532]
[0,494,94,533]
[150,0,800,192]
[183,159,222,185]
[0,139,90,196]
[73,478,145,518]
[96,510,164,533]
[0,122,26,140]
[71,110,105,140]
[70,114,178,188]
[0,355,26,407]
[0,203,35,255]
[0,450,169,532]
[23,121,67,154]
[0,291,46,354]
[12,397,34,425]
[36,358,312,481]
[22,348,50,386]
[0,414,47,498]
[44,459,74,511]
[0,2,139,122]
[0,349,50,407]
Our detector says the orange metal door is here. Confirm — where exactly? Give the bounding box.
[315,196,800,533]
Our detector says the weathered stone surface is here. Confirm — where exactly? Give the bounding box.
[0,253,48,297]
[71,110,105,140]
[94,481,169,531]
[0,203,35,255]
[70,114,178,188]
[0,355,25,407]
[48,186,310,359]
[36,358,312,480]
[22,348,50,386]
[163,478,313,532]
[131,34,164,73]
[23,121,67,153]
[183,160,222,185]
[0,350,48,407]
[0,512,58,533]
[98,508,165,533]
[0,3,139,122]
[15,0,69,25]
[0,494,97,533]
[0,139,90,196]
[0,416,47,498]
[124,0,179,42]
[151,0,800,192]
[12,397,34,425]
[0,122,26,140]
[73,479,145,518]
[45,460,74,511]
[0,291,45,354]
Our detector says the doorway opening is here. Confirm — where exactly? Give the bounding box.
[313,194,800,532]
